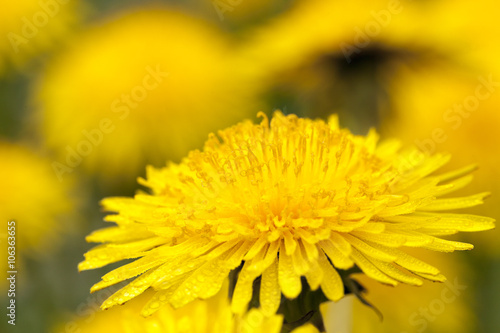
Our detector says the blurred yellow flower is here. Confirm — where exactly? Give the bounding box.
[234,0,419,126]
[0,141,75,287]
[54,280,284,333]
[236,0,500,126]
[36,8,261,183]
[237,0,386,80]
[239,0,498,76]
[374,0,500,54]
[79,112,493,317]
[0,0,81,74]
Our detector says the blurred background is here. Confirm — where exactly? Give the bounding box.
[1,0,499,332]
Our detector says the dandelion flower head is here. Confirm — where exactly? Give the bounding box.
[37,9,260,181]
[80,112,494,316]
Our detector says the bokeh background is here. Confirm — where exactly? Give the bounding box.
[1,0,499,332]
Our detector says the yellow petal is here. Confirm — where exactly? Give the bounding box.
[436,164,477,183]
[351,230,406,247]
[433,174,474,196]
[79,237,166,270]
[368,243,439,275]
[301,239,319,261]
[278,243,302,299]
[260,258,281,316]
[248,241,280,273]
[99,268,159,309]
[304,260,324,291]
[85,226,155,243]
[141,289,176,317]
[422,238,474,252]
[413,271,447,282]
[168,257,229,309]
[378,197,434,216]
[291,323,320,333]
[283,229,298,255]
[329,232,351,256]
[291,242,310,275]
[232,261,257,314]
[317,250,344,301]
[414,212,495,232]
[350,248,397,286]
[98,252,165,284]
[244,234,269,260]
[369,259,423,286]
[318,239,354,270]
[420,192,490,211]
[342,234,396,262]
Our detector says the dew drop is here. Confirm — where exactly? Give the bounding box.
[149,302,160,309]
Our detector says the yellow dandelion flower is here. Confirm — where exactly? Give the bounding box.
[0,0,82,74]
[0,141,75,287]
[36,8,261,183]
[79,112,494,316]
[54,280,284,333]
